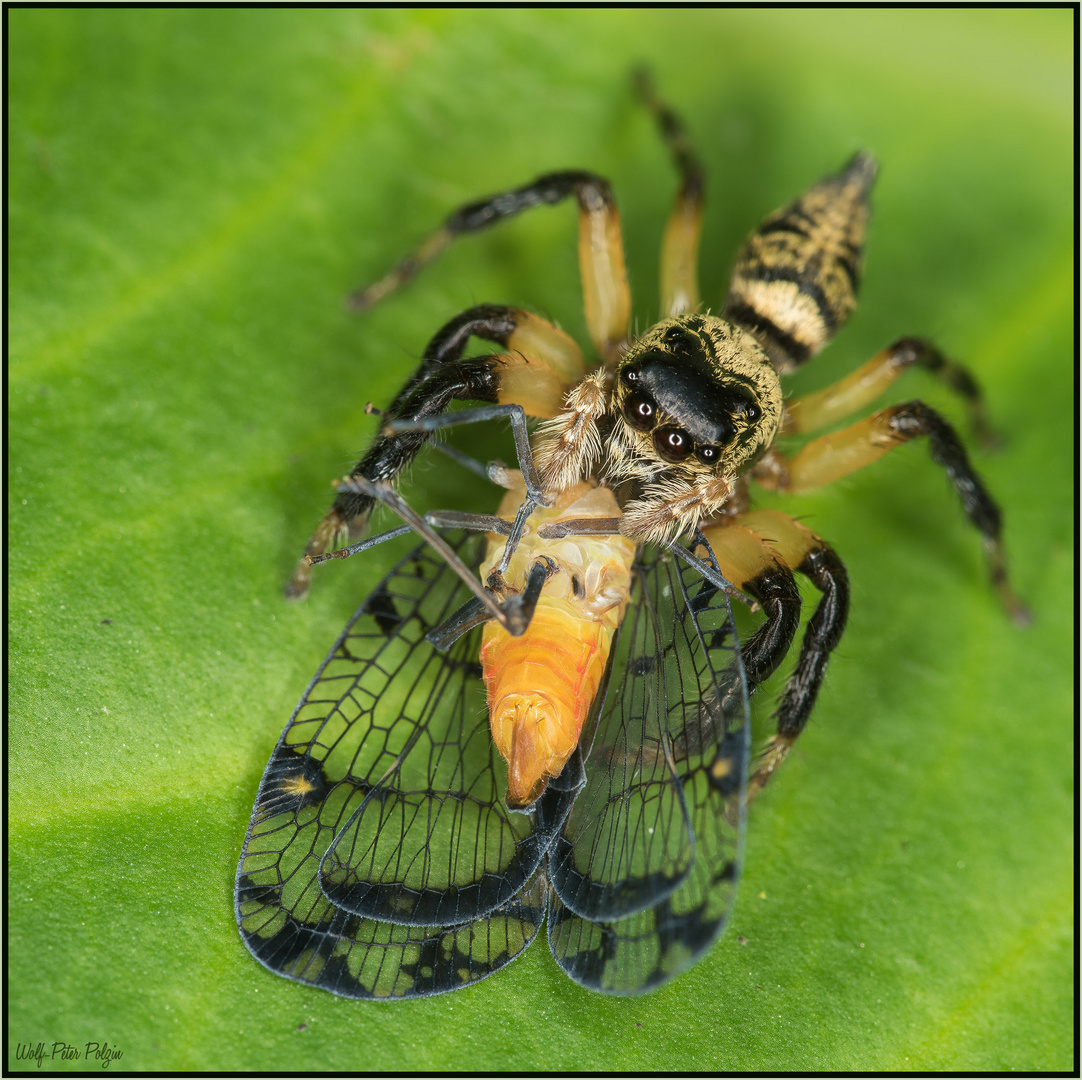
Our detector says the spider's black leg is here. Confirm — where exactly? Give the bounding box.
[697,522,803,697]
[349,172,631,361]
[287,354,502,599]
[729,510,850,798]
[750,401,1030,626]
[288,305,584,599]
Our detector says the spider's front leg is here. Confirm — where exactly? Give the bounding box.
[349,171,631,362]
[290,164,640,594]
[287,304,585,599]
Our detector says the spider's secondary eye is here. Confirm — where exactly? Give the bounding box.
[620,365,641,384]
[696,445,720,466]
[741,402,761,424]
[624,390,656,431]
[653,425,693,463]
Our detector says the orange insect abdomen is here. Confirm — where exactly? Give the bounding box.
[479,481,636,808]
[482,608,612,808]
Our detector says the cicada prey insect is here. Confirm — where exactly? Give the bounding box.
[236,468,751,997]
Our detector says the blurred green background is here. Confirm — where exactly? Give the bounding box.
[8,8,1073,1072]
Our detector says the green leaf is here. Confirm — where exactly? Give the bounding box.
[9,8,1072,1072]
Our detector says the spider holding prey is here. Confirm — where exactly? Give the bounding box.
[236,73,1026,999]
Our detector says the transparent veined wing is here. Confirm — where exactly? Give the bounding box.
[235,533,577,998]
[237,529,749,998]
[547,545,750,994]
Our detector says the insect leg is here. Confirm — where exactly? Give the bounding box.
[339,476,553,637]
[383,402,548,576]
[289,306,582,599]
[785,337,1000,448]
[734,510,849,798]
[536,516,624,538]
[428,554,557,651]
[305,523,415,566]
[633,68,705,317]
[724,153,877,372]
[350,175,630,361]
[424,510,512,534]
[384,402,547,504]
[428,440,492,482]
[751,401,1029,624]
[313,509,514,569]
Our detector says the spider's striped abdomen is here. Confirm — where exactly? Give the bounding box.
[480,481,636,808]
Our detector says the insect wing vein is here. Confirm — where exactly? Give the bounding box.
[236,533,552,997]
[547,549,750,994]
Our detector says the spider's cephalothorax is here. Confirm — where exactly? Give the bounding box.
[288,72,1028,798]
[587,315,783,544]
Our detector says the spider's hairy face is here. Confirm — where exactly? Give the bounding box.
[605,315,783,486]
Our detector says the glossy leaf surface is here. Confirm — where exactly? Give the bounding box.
[9,8,1072,1071]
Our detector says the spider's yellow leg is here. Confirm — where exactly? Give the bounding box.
[348,171,630,364]
[751,402,1029,624]
[496,311,587,418]
[786,337,998,446]
[634,69,704,317]
[728,510,850,799]
[575,180,632,363]
[288,306,584,599]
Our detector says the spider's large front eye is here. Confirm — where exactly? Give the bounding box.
[653,425,693,463]
[624,390,656,431]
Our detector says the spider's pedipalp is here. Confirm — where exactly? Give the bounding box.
[619,473,735,547]
[532,371,611,493]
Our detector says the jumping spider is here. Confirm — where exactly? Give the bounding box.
[288,71,1027,800]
